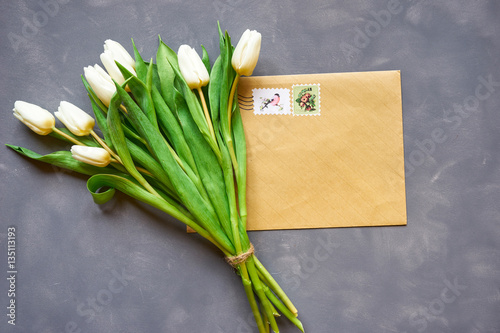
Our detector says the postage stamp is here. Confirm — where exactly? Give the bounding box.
[252,88,291,115]
[292,84,320,116]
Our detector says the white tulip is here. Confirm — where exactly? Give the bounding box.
[70,145,111,167]
[103,39,136,69]
[100,39,136,85]
[231,29,261,76]
[55,101,95,136]
[177,44,210,90]
[83,64,116,106]
[13,101,55,135]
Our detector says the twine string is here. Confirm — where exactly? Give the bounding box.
[226,243,255,267]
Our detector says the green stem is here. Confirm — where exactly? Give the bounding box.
[237,172,248,230]
[91,130,122,164]
[227,138,238,172]
[226,75,241,171]
[246,257,280,333]
[227,74,240,133]
[224,155,264,331]
[261,281,305,333]
[52,127,85,146]
[239,262,267,333]
[262,306,271,333]
[197,87,216,142]
[136,166,153,176]
[254,256,298,316]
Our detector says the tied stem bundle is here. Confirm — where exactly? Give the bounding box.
[226,243,255,267]
[7,24,304,333]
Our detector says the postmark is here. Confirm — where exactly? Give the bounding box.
[292,84,320,116]
[252,88,291,115]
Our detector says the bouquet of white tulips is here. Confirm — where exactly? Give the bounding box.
[8,25,304,332]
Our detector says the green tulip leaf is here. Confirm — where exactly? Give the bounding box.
[151,85,198,174]
[116,63,158,129]
[132,38,148,83]
[208,55,223,124]
[166,57,221,161]
[107,89,153,194]
[156,39,178,113]
[176,95,232,240]
[201,45,211,75]
[88,183,116,205]
[217,30,236,143]
[231,104,248,229]
[125,138,175,194]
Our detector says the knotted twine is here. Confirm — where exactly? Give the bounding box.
[225,243,255,267]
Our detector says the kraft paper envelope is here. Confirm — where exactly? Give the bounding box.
[237,70,406,230]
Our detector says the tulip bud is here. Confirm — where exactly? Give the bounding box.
[70,145,111,167]
[104,40,136,69]
[83,64,116,106]
[55,101,95,136]
[177,45,210,90]
[231,29,261,76]
[13,101,55,135]
[100,39,136,85]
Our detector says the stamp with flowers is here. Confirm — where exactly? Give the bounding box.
[292,84,320,116]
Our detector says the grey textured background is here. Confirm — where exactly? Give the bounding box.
[1,1,499,332]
